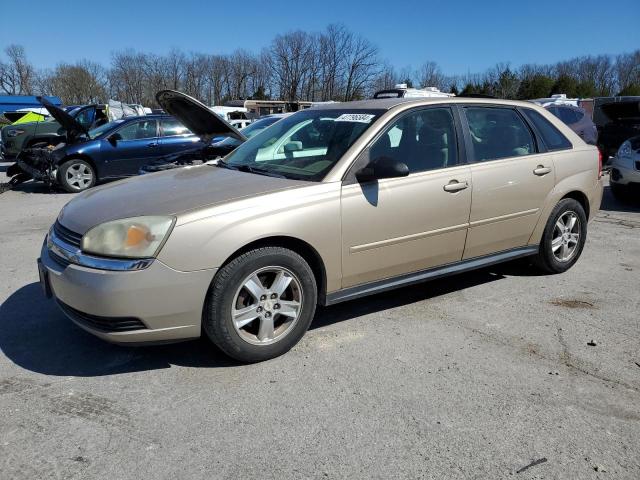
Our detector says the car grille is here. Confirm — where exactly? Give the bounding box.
[57,301,147,332]
[54,221,82,248]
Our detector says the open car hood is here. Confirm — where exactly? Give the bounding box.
[156,90,247,144]
[37,96,88,139]
[601,101,640,122]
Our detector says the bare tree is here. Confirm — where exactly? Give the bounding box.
[2,32,637,107]
[343,33,380,101]
[371,62,397,92]
[43,60,108,104]
[0,44,36,94]
[415,61,445,90]
[269,31,315,101]
[108,50,148,103]
[615,50,640,94]
[318,24,350,100]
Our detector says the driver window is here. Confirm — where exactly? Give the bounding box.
[369,107,458,174]
[116,120,158,141]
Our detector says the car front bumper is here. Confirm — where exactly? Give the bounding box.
[39,241,217,344]
[609,155,640,186]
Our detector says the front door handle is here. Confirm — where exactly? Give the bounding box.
[443,180,469,192]
[533,165,551,176]
[147,142,158,148]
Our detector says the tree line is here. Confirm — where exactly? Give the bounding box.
[1,24,639,108]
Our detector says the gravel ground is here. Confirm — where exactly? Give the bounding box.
[1,165,639,479]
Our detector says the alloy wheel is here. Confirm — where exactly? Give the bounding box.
[231,266,303,345]
[66,163,93,190]
[551,211,581,262]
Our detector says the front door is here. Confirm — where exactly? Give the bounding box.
[159,117,203,155]
[460,106,555,259]
[100,119,160,177]
[341,107,472,288]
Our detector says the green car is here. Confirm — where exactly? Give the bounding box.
[1,104,110,159]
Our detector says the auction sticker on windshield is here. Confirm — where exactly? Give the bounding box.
[334,113,376,123]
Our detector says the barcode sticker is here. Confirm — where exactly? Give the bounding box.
[335,113,375,123]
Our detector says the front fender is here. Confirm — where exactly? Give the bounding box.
[157,182,343,293]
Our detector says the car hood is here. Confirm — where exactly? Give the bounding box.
[37,96,88,139]
[156,90,247,144]
[57,165,308,234]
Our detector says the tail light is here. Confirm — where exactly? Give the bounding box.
[597,149,603,179]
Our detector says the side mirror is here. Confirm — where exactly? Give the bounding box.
[108,133,122,144]
[356,156,409,182]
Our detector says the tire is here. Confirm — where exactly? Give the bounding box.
[203,247,318,362]
[57,159,96,193]
[532,198,587,274]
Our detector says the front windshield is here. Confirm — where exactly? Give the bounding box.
[87,119,125,139]
[217,116,282,148]
[224,109,382,181]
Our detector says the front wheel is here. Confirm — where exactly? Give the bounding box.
[57,159,96,193]
[203,247,318,362]
[532,198,587,274]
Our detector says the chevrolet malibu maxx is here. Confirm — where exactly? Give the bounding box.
[39,90,603,362]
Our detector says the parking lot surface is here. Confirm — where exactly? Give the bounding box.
[1,165,639,479]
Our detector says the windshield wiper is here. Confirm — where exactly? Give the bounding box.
[216,160,286,178]
[236,164,287,178]
[215,159,237,170]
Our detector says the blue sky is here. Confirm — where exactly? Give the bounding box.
[1,0,638,75]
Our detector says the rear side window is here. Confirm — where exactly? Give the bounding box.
[550,106,582,125]
[522,108,572,151]
[464,107,535,162]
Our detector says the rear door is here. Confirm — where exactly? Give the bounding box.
[100,118,160,177]
[460,105,555,259]
[340,106,472,287]
[159,117,203,155]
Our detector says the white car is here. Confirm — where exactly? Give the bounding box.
[609,136,640,201]
[373,84,454,99]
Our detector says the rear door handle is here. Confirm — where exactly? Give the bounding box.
[533,165,551,176]
[147,142,158,148]
[443,180,469,192]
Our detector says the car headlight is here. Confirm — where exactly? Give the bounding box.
[81,216,175,258]
[6,128,26,138]
[617,141,632,159]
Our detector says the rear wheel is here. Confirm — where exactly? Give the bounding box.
[203,247,318,362]
[533,198,587,274]
[57,159,96,193]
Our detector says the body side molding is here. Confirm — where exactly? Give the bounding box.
[325,246,538,305]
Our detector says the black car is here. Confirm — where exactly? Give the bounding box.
[593,97,640,159]
[139,113,291,174]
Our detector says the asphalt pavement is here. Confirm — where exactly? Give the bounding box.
[1,165,639,479]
